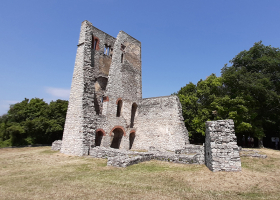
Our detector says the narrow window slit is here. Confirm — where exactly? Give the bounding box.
[116,99,122,117]
[121,53,124,63]
[130,103,137,128]
[93,39,98,50]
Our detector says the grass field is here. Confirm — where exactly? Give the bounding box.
[0,147,279,200]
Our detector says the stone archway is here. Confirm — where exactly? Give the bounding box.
[95,129,105,146]
[110,128,124,149]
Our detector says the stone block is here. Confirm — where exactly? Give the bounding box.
[205,120,241,172]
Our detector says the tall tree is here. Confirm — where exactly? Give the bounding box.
[0,98,68,147]
[178,42,280,146]
[222,41,280,145]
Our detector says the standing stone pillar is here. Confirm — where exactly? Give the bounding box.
[205,120,241,172]
[60,20,97,156]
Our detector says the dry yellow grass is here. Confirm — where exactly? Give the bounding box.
[0,147,279,200]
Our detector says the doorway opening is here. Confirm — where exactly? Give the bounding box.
[95,131,104,146]
[129,132,135,150]
[110,128,124,149]
[130,103,137,128]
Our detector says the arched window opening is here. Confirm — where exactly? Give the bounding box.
[93,39,98,50]
[107,47,110,56]
[129,132,135,150]
[121,53,124,63]
[95,131,104,146]
[103,96,109,102]
[110,128,124,149]
[130,103,137,128]
[121,44,126,51]
[92,36,99,50]
[116,99,122,117]
[104,45,111,55]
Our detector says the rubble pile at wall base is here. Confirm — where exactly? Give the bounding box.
[51,140,62,151]
[240,149,267,158]
[175,144,205,164]
[90,146,204,167]
[53,120,250,171]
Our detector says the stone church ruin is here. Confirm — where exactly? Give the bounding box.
[55,20,242,172]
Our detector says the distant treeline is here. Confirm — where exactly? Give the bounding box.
[177,41,280,146]
[0,99,68,147]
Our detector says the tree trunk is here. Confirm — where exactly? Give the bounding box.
[258,137,264,148]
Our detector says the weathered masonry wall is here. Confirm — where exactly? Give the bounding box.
[91,26,115,77]
[90,30,142,151]
[60,21,243,173]
[103,30,142,118]
[90,146,204,167]
[133,95,189,151]
[91,26,116,115]
[61,21,94,156]
[175,144,205,164]
[61,21,144,156]
[61,21,189,158]
[61,21,117,156]
[205,120,241,172]
[56,117,244,171]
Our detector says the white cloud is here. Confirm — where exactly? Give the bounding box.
[45,87,70,99]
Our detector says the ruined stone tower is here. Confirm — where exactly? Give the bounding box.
[60,20,189,156]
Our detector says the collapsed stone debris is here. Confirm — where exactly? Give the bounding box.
[240,149,267,159]
[91,145,205,167]
[51,140,62,151]
[55,20,243,172]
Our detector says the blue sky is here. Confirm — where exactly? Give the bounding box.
[1,0,280,115]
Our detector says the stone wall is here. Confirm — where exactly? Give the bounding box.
[133,95,189,151]
[90,146,204,167]
[51,140,62,151]
[205,120,241,172]
[60,22,244,174]
[175,144,205,164]
[60,21,92,156]
[83,30,142,151]
[61,21,117,156]
[60,21,190,156]
[91,26,115,115]
[105,31,141,97]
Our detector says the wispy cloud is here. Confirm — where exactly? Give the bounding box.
[45,87,70,99]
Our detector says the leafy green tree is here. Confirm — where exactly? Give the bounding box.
[46,100,68,142]
[178,42,280,146]
[6,122,26,146]
[178,74,224,143]
[0,114,11,147]
[0,98,68,147]
[222,41,280,144]
[7,98,29,123]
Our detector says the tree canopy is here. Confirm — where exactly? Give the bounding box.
[177,41,280,145]
[0,98,68,147]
